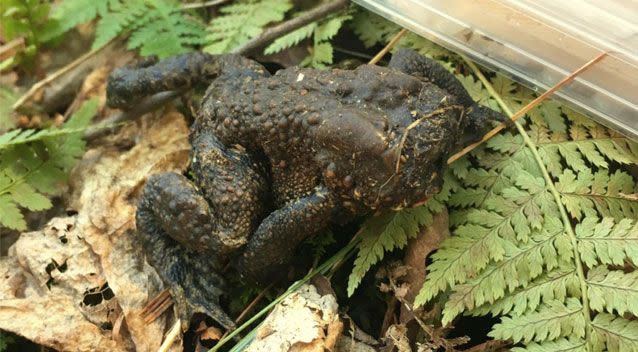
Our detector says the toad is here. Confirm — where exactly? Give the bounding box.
[107,48,507,328]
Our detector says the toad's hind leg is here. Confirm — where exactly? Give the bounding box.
[136,133,269,328]
[234,186,336,284]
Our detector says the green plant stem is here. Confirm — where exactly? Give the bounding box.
[463,57,592,349]
[209,237,360,352]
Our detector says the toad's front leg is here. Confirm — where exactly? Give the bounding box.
[234,186,337,283]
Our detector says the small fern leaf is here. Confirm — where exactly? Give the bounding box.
[205,0,292,54]
[127,0,206,57]
[414,223,514,307]
[0,126,94,150]
[470,269,580,317]
[49,0,111,36]
[7,182,52,211]
[557,169,638,221]
[398,32,452,60]
[488,298,586,344]
[511,338,587,352]
[348,205,436,296]
[350,8,399,47]
[263,23,316,55]
[0,195,26,230]
[314,14,350,42]
[0,98,97,230]
[575,217,638,268]
[92,0,147,49]
[538,128,638,175]
[587,266,638,316]
[590,313,638,352]
[301,42,333,69]
[441,218,568,324]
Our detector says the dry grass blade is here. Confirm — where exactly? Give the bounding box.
[0,37,25,61]
[234,283,273,325]
[141,289,174,324]
[157,319,182,352]
[446,51,608,164]
[12,41,115,110]
[368,29,407,65]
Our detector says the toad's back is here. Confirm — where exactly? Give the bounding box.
[196,63,462,209]
[199,63,457,163]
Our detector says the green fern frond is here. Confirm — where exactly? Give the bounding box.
[392,40,638,351]
[557,169,638,220]
[397,32,453,60]
[264,11,351,68]
[511,337,587,352]
[92,0,148,49]
[1,0,62,63]
[440,218,571,325]
[347,205,434,296]
[0,98,98,230]
[126,2,206,57]
[590,313,638,352]
[49,0,111,35]
[52,0,204,58]
[587,266,638,316]
[264,22,317,55]
[0,126,94,150]
[204,0,292,54]
[298,14,351,69]
[347,178,451,296]
[489,298,586,344]
[575,217,638,267]
[469,269,580,317]
[350,8,399,48]
[533,115,637,176]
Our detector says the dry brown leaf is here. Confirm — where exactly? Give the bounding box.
[1,107,190,352]
[245,284,343,352]
[384,324,412,352]
[0,217,133,352]
[71,109,190,351]
[400,210,449,323]
[196,321,223,342]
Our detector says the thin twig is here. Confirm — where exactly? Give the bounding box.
[157,319,182,352]
[12,40,115,110]
[140,289,174,323]
[233,0,350,55]
[215,283,274,343]
[368,29,407,65]
[333,46,374,61]
[234,284,274,325]
[394,105,463,173]
[446,51,608,164]
[181,0,229,10]
[0,37,25,61]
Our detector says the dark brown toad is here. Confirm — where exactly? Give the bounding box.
[107,48,507,328]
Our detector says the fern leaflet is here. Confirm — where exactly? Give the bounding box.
[347,175,452,296]
[204,0,292,54]
[0,98,98,230]
[264,11,351,68]
[51,0,205,58]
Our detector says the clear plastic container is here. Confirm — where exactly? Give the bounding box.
[354,0,638,138]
